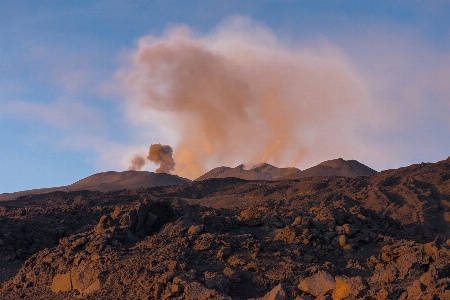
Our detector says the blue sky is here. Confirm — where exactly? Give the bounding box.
[1,1,449,193]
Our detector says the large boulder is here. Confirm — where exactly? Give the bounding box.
[298,271,335,297]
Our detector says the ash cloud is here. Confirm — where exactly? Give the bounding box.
[121,17,373,179]
[127,155,146,171]
[147,143,175,173]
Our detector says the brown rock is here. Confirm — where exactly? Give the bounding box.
[405,280,425,299]
[119,210,138,231]
[292,216,303,226]
[274,226,296,243]
[110,206,122,219]
[265,267,293,281]
[342,224,360,237]
[70,266,102,294]
[332,276,367,300]
[419,266,437,286]
[94,215,112,233]
[188,224,204,235]
[240,207,265,220]
[372,263,398,284]
[228,254,247,266]
[424,242,439,261]
[50,272,72,293]
[183,282,231,300]
[375,289,389,300]
[170,283,184,293]
[335,226,345,235]
[256,284,287,300]
[193,233,216,251]
[298,271,335,297]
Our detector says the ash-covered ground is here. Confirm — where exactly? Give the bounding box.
[1,157,450,299]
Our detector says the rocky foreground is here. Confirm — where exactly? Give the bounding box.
[1,157,450,299]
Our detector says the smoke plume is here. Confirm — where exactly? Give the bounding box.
[127,155,146,171]
[147,143,175,173]
[121,17,372,179]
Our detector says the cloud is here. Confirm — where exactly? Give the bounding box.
[334,26,450,166]
[118,17,384,179]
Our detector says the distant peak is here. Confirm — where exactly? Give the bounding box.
[318,158,347,167]
[252,162,272,168]
[251,163,274,171]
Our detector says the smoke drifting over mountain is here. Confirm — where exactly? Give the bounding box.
[126,144,175,173]
[121,18,372,179]
[127,155,146,171]
[147,143,175,173]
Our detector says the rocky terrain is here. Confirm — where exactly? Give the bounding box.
[0,171,190,202]
[1,157,450,299]
[195,163,301,181]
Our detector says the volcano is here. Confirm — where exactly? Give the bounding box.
[69,171,189,192]
[195,163,301,181]
[280,158,377,180]
[0,171,190,201]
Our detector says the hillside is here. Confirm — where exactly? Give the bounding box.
[0,171,190,201]
[69,171,190,192]
[0,156,449,299]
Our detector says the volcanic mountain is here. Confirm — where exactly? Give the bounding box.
[68,171,189,192]
[0,171,190,201]
[195,163,301,181]
[280,158,377,180]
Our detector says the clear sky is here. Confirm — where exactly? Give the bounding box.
[1,1,449,193]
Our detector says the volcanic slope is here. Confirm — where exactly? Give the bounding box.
[69,171,190,192]
[195,163,301,181]
[1,157,450,299]
[0,171,190,201]
[280,158,377,180]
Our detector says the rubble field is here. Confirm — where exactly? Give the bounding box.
[1,157,450,299]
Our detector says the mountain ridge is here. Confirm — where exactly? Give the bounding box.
[0,171,190,201]
[195,163,301,181]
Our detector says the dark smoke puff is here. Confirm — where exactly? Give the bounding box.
[127,155,146,171]
[147,144,175,173]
